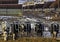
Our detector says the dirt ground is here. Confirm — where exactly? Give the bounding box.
[0,37,60,42]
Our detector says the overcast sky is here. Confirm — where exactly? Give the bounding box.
[18,0,27,4]
[18,0,56,4]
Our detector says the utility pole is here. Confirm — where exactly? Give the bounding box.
[58,0,59,8]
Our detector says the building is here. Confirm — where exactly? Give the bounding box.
[23,0,60,9]
[0,0,22,16]
[0,0,60,16]
[0,0,22,9]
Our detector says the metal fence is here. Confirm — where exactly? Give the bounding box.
[0,9,22,15]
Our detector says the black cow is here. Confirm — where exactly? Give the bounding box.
[35,23,44,37]
[51,23,59,37]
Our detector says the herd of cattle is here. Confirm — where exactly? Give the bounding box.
[0,21,60,41]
